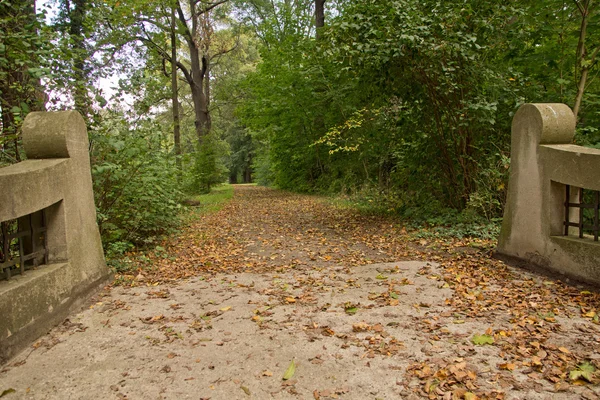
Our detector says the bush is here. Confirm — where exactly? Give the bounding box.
[90,111,181,253]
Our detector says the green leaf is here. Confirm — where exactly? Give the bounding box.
[570,370,584,381]
[570,361,596,382]
[390,292,399,299]
[345,307,358,315]
[579,361,596,373]
[282,359,296,380]
[471,334,494,345]
[0,389,15,398]
[376,273,388,280]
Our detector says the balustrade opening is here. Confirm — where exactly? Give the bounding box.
[0,209,49,281]
[564,185,600,241]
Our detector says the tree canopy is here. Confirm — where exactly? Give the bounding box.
[2,0,600,253]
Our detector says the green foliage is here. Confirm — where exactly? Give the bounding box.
[109,184,234,274]
[91,111,182,255]
[185,132,229,194]
[0,1,52,164]
[237,0,600,222]
[6,0,600,255]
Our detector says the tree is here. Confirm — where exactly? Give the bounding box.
[59,0,92,118]
[170,6,182,171]
[0,0,48,164]
[315,0,325,38]
[573,0,600,120]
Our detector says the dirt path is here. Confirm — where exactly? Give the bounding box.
[1,186,600,400]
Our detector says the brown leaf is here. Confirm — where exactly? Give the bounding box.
[498,363,516,371]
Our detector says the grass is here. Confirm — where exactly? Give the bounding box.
[185,184,234,217]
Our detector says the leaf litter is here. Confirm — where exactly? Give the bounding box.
[0,186,599,399]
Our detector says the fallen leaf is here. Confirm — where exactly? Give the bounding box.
[283,359,296,380]
[0,389,15,398]
[570,361,596,382]
[240,386,250,395]
[498,363,516,371]
[352,322,370,332]
[345,307,358,315]
[471,334,494,345]
[558,347,571,354]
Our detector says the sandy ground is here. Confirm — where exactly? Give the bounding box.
[1,186,599,400]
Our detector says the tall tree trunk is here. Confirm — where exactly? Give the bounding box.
[573,0,600,121]
[315,0,325,38]
[184,30,210,142]
[171,0,223,143]
[66,0,91,121]
[170,6,181,172]
[204,54,212,133]
[175,0,214,142]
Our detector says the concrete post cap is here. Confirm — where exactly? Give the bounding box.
[22,111,87,160]
[513,103,575,145]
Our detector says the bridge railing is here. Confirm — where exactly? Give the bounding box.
[0,111,110,363]
[498,103,600,285]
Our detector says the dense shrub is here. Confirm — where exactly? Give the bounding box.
[90,111,181,257]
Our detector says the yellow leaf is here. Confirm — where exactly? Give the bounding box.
[558,347,571,354]
[584,311,597,318]
[220,306,232,312]
[285,297,296,303]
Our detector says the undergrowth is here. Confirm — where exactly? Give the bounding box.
[330,187,502,242]
[109,184,234,275]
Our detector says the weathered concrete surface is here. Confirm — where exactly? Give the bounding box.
[498,103,600,285]
[1,261,598,400]
[0,111,110,363]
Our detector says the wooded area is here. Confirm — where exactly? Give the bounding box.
[2,0,600,256]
